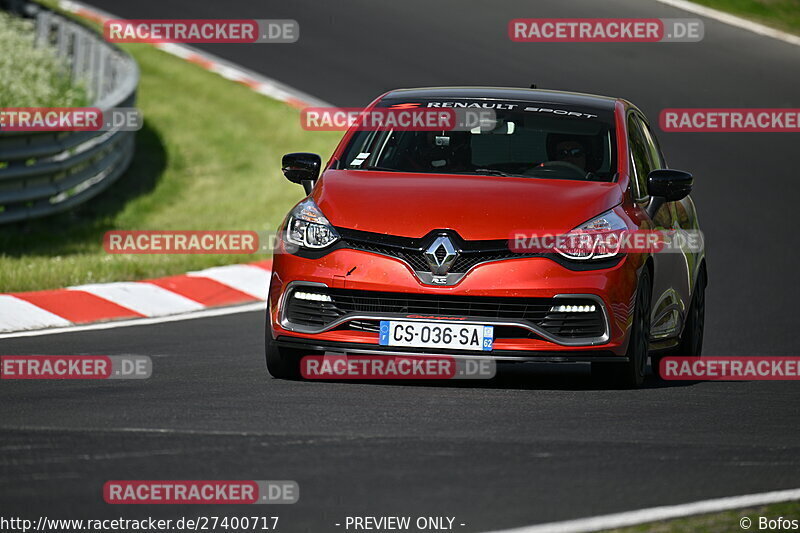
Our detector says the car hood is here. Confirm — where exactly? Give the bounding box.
[313,169,623,240]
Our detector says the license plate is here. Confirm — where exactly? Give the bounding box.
[378,320,494,351]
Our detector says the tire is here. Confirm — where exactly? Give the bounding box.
[592,268,652,389]
[265,331,304,380]
[652,264,706,380]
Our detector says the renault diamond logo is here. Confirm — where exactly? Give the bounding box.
[424,235,458,276]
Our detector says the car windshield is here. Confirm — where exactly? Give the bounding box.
[339,101,617,181]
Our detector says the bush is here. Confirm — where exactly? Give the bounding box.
[0,10,87,107]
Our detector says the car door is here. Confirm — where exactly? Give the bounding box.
[627,113,684,342]
[640,117,696,313]
[639,118,697,337]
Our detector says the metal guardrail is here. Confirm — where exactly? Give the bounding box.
[0,0,139,224]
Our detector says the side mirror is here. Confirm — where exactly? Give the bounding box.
[646,169,693,218]
[282,153,321,194]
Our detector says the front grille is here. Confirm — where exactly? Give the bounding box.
[348,242,431,271]
[284,286,606,340]
[339,228,537,274]
[346,242,534,274]
[451,251,525,273]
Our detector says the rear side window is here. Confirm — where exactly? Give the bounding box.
[639,120,665,169]
[627,114,656,200]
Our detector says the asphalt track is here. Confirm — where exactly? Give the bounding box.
[2,1,800,531]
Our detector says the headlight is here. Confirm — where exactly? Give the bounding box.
[284,198,340,249]
[556,209,627,261]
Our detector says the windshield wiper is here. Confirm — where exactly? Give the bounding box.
[470,168,528,178]
[358,165,401,172]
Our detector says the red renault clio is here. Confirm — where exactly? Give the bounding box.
[266,87,706,388]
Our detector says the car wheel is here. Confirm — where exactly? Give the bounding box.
[652,264,706,379]
[265,329,304,380]
[592,268,651,389]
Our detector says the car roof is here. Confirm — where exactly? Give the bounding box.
[380,87,619,112]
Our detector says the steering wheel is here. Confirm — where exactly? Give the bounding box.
[532,160,589,179]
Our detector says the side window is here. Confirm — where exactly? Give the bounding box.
[627,114,655,200]
[640,119,665,170]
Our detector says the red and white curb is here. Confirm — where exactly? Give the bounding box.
[58,0,332,109]
[0,260,271,334]
[0,3,327,336]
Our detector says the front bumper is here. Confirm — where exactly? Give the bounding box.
[268,247,639,357]
[275,337,626,363]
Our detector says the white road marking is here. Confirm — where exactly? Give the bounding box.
[655,0,800,47]
[0,295,71,332]
[0,425,288,436]
[0,302,264,339]
[0,426,362,445]
[69,282,205,316]
[485,487,800,533]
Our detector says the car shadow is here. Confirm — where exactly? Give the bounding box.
[0,120,167,257]
[296,361,703,392]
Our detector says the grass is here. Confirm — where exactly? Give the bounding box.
[0,39,340,292]
[0,11,87,107]
[690,0,800,35]
[603,500,800,532]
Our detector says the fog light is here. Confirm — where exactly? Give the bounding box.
[293,291,333,302]
[551,304,596,313]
